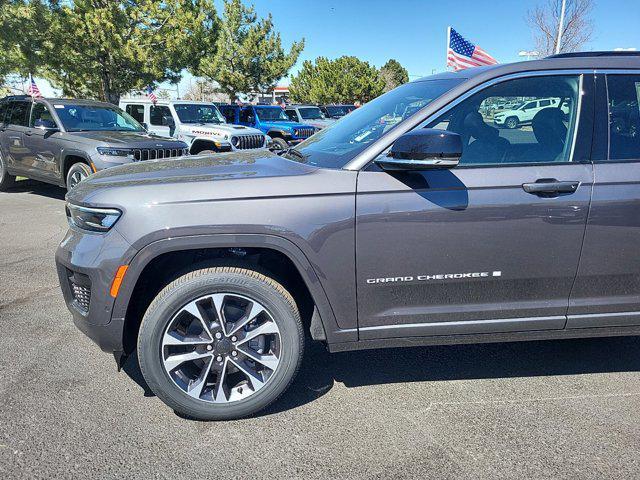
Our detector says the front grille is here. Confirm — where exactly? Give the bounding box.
[67,271,91,313]
[133,148,187,161]
[295,128,314,139]
[233,134,265,150]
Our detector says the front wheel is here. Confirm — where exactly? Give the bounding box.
[0,150,16,191]
[137,266,304,420]
[66,162,92,190]
[505,116,519,129]
[269,137,289,151]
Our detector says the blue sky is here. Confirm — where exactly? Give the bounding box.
[34,0,640,97]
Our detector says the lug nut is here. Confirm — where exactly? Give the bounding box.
[231,336,237,342]
[231,351,238,357]
[206,345,213,351]
[215,332,222,339]
[216,356,223,362]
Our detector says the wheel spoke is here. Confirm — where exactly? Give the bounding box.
[237,347,279,371]
[229,357,265,390]
[210,294,228,335]
[228,301,265,336]
[235,321,279,346]
[182,301,214,339]
[213,357,229,403]
[164,350,211,372]
[186,356,214,400]
[163,331,211,346]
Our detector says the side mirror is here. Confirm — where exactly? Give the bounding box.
[376,129,462,171]
[161,115,175,127]
[34,119,58,131]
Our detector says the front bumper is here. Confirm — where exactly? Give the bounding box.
[55,225,135,352]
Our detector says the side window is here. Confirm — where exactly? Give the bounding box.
[30,103,55,127]
[220,107,235,124]
[285,109,297,121]
[8,101,31,127]
[607,75,640,161]
[239,108,252,123]
[125,104,145,123]
[427,75,581,166]
[150,105,171,126]
[539,99,551,107]
[0,102,8,124]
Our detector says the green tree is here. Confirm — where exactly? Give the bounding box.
[195,0,304,101]
[2,0,219,104]
[289,56,385,104]
[379,59,409,92]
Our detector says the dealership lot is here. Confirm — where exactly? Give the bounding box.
[1,182,640,479]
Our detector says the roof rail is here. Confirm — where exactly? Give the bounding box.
[1,94,32,101]
[547,51,640,59]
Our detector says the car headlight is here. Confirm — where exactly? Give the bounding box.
[293,129,299,136]
[96,147,134,158]
[66,203,122,232]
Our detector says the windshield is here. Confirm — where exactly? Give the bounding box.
[255,106,291,122]
[325,105,354,118]
[299,107,325,120]
[56,104,144,132]
[284,79,463,169]
[174,103,224,124]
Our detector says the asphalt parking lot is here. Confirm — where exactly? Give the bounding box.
[1,181,640,479]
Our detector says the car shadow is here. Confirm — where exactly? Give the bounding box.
[121,335,640,420]
[5,179,66,200]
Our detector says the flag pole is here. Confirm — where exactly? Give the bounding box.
[555,0,567,54]
[446,26,452,70]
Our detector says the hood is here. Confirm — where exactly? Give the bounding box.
[261,120,312,131]
[67,149,319,205]
[180,123,264,137]
[303,119,336,129]
[67,130,186,147]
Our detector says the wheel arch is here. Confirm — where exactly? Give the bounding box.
[190,138,220,154]
[113,234,349,354]
[62,152,93,179]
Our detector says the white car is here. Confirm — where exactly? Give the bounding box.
[493,98,571,129]
[120,100,268,153]
[284,105,336,130]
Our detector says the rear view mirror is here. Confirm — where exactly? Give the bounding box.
[376,129,462,171]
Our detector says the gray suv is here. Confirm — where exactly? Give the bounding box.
[0,96,188,191]
[56,52,640,420]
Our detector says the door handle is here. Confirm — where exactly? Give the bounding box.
[522,179,580,195]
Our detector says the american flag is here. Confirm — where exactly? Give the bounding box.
[27,75,42,98]
[447,27,498,71]
[146,85,157,104]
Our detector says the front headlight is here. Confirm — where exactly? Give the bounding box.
[66,203,122,232]
[293,129,299,136]
[96,147,134,158]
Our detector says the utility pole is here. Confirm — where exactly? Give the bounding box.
[555,0,567,54]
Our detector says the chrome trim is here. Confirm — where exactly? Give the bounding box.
[344,68,596,171]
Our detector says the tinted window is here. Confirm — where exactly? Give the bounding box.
[539,99,551,107]
[8,101,31,126]
[126,104,145,123]
[299,107,325,120]
[0,102,9,123]
[220,106,236,124]
[607,75,640,160]
[285,109,297,121]
[150,105,171,126]
[427,75,580,166]
[174,104,224,124]
[30,103,55,127]
[240,108,253,123]
[55,104,143,132]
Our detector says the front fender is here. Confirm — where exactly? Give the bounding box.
[111,233,357,345]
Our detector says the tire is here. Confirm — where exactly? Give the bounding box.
[505,116,519,129]
[0,150,16,191]
[270,137,289,151]
[137,266,304,421]
[65,162,92,190]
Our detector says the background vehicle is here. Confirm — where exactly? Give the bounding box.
[120,100,268,154]
[284,105,335,129]
[320,104,356,119]
[57,52,640,420]
[219,104,316,150]
[0,96,188,191]
[493,97,570,129]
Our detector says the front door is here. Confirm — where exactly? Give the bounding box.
[22,102,62,181]
[2,100,32,175]
[356,73,594,339]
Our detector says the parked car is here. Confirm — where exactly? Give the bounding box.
[218,104,316,150]
[57,52,640,420]
[0,96,188,191]
[493,97,570,129]
[284,105,335,129]
[120,100,268,154]
[320,104,356,119]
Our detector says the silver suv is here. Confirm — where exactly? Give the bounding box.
[0,96,188,191]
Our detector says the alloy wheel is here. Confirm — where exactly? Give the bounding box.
[161,293,282,404]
